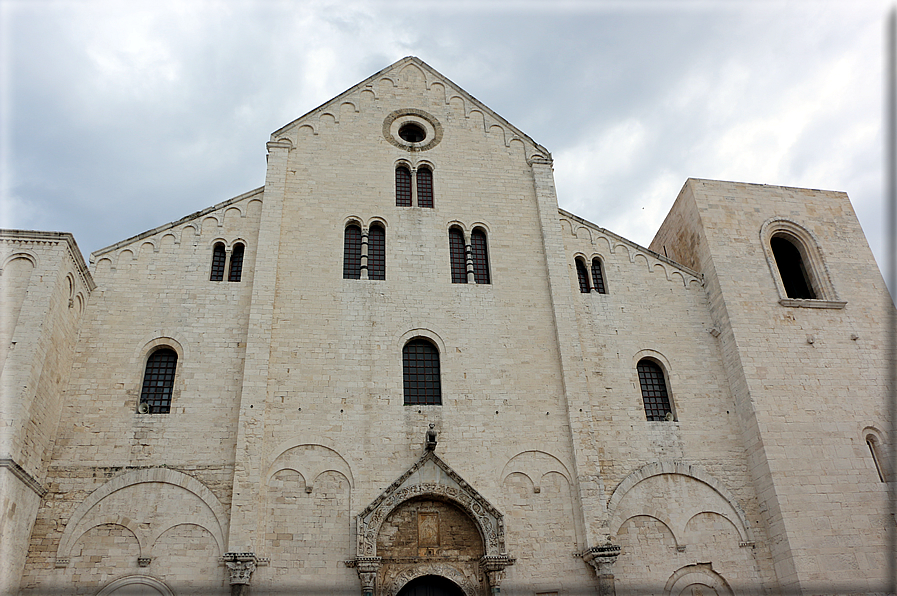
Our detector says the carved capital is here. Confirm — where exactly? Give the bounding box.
[582,543,621,575]
[354,556,381,592]
[223,552,261,585]
[480,555,515,588]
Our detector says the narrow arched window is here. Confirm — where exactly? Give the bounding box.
[210,243,226,281]
[140,348,177,414]
[471,228,490,284]
[369,224,386,280]
[637,359,672,421]
[867,435,886,483]
[575,258,590,293]
[403,339,441,405]
[449,227,467,284]
[396,166,412,207]
[228,243,245,282]
[344,224,362,279]
[591,258,606,294]
[417,167,434,208]
[771,235,816,299]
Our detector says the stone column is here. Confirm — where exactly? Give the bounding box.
[465,233,476,283]
[582,543,621,596]
[480,555,515,595]
[354,556,381,596]
[224,552,266,596]
[360,227,370,280]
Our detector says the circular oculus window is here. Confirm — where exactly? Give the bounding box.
[383,109,443,151]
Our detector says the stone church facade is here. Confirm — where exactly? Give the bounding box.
[0,57,891,595]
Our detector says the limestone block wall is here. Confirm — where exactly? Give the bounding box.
[18,191,262,594]
[651,179,892,593]
[0,231,93,596]
[559,215,776,592]
[229,59,594,593]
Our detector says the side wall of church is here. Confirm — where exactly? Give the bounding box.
[560,218,776,593]
[652,179,892,593]
[17,194,263,594]
[0,232,93,596]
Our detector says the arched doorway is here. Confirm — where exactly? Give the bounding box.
[397,575,465,596]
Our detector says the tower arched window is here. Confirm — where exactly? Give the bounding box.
[591,257,606,294]
[770,234,815,299]
[575,258,590,293]
[449,227,467,284]
[637,359,673,421]
[403,339,441,405]
[471,228,490,284]
[369,224,386,280]
[344,224,362,279]
[139,348,177,414]
[396,166,412,207]
[210,243,226,281]
[417,167,434,208]
[228,243,245,282]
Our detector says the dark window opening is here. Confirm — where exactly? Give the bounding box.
[576,258,590,293]
[369,224,386,280]
[449,228,467,284]
[867,436,886,483]
[771,236,816,299]
[344,224,362,279]
[399,122,426,143]
[396,167,412,207]
[471,229,490,284]
[591,258,606,294]
[140,348,177,414]
[228,243,244,282]
[403,339,441,405]
[210,243,226,281]
[638,359,672,421]
[417,168,434,208]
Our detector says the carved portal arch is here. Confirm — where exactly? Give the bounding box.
[387,565,476,596]
[356,451,507,558]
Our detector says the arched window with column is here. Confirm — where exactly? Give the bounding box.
[228,243,245,282]
[591,257,606,294]
[344,224,362,279]
[139,348,178,414]
[396,166,412,207]
[210,243,226,281]
[417,167,434,208]
[449,227,467,284]
[403,338,441,405]
[369,224,386,280]
[471,228,490,284]
[575,258,590,293]
[637,359,673,421]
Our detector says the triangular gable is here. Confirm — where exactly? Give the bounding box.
[271,56,551,159]
[559,207,703,287]
[356,450,508,558]
[90,186,264,261]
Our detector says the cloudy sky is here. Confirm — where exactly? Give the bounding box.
[1,0,890,287]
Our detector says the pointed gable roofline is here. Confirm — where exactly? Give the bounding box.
[270,56,552,158]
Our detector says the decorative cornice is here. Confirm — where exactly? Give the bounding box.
[0,457,47,497]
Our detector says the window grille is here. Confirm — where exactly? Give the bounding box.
[396,167,412,207]
[210,243,226,281]
[591,258,606,294]
[637,359,672,421]
[575,259,590,293]
[771,236,816,299]
[449,228,467,283]
[403,339,441,405]
[471,229,490,284]
[228,243,244,282]
[369,225,386,280]
[344,224,362,279]
[139,348,177,414]
[417,168,434,208]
